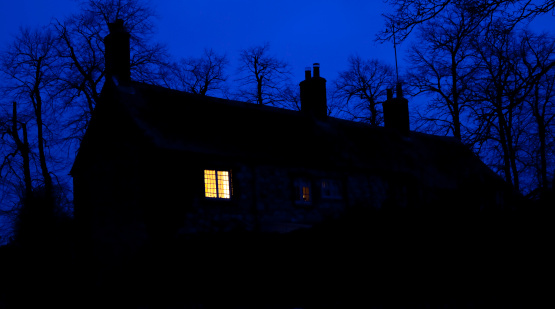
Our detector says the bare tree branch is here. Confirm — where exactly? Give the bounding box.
[378,0,555,43]
[236,43,292,106]
[332,55,395,126]
[162,49,229,96]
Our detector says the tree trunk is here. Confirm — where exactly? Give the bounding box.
[257,78,263,105]
[505,96,520,192]
[451,55,462,141]
[538,121,548,189]
[532,85,549,190]
[495,97,513,186]
[31,61,54,214]
[368,96,378,126]
[11,101,33,199]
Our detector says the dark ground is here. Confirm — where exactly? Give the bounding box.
[0,202,551,309]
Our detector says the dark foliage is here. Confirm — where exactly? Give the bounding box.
[11,186,73,246]
[0,198,76,309]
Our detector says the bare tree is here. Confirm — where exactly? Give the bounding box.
[236,43,291,105]
[0,27,62,210]
[332,56,394,126]
[390,0,555,194]
[470,25,555,192]
[53,0,168,140]
[519,32,555,192]
[4,102,33,200]
[0,101,33,239]
[529,74,555,192]
[472,24,523,190]
[0,25,78,244]
[406,3,483,141]
[162,49,229,96]
[378,0,555,43]
[0,0,169,242]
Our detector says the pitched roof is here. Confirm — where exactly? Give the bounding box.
[73,80,505,190]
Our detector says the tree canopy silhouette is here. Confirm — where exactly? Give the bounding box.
[378,0,555,43]
[236,43,292,106]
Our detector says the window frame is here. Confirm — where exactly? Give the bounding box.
[293,178,312,205]
[204,169,232,199]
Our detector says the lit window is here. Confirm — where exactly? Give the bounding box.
[204,170,231,199]
[294,178,311,203]
[302,186,310,201]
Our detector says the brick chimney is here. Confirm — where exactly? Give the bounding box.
[383,83,410,133]
[300,63,327,119]
[104,19,131,83]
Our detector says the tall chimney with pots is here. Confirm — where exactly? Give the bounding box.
[300,63,327,119]
[383,83,410,133]
[104,19,131,83]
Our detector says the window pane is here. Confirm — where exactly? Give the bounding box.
[217,171,231,199]
[302,186,310,202]
[204,170,217,198]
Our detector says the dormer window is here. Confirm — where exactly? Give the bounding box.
[204,170,231,199]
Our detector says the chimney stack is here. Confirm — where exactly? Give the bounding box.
[383,83,410,133]
[104,19,131,83]
[300,63,327,119]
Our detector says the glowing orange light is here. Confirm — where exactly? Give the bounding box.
[302,186,310,202]
[217,171,230,199]
[204,170,217,198]
[204,170,230,199]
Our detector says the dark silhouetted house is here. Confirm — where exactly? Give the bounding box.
[71,20,515,257]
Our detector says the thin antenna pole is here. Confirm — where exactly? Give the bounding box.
[393,23,399,85]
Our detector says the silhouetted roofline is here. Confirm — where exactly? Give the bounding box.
[71,79,509,192]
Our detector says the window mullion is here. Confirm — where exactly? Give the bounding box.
[215,170,220,198]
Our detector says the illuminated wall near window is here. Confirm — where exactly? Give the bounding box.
[204,170,231,199]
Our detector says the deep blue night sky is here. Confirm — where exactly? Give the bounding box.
[0,0,403,84]
[2,1,552,88]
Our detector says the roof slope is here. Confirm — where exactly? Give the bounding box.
[73,81,505,189]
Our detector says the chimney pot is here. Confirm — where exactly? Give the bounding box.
[313,63,320,78]
[305,67,311,80]
[108,19,125,33]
